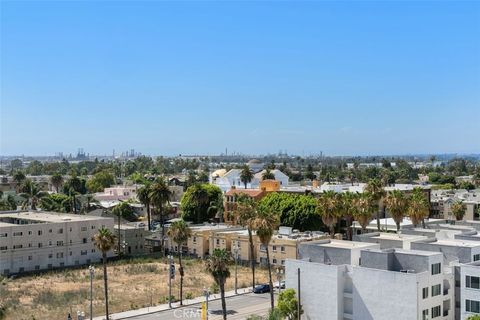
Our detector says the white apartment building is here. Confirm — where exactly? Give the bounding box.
[458,261,480,319]
[0,211,114,275]
[286,240,455,320]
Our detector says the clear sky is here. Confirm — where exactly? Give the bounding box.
[1,1,479,157]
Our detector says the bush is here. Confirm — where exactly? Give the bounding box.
[210,282,220,294]
[185,292,194,299]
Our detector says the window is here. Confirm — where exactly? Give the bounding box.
[422,287,429,299]
[474,254,480,262]
[13,244,22,249]
[56,252,63,259]
[193,237,197,243]
[281,246,285,252]
[48,254,53,259]
[466,276,480,289]
[272,245,277,252]
[431,284,441,296]
[58,228,63,234]
[91,225,95,230]
[28,256,32,261]
[48,229,52,233]
[422,309,428,320]
[38,230,42,236]
[0,233,7,237]
[13,232,23,236]
[0,246,7,250]
[281,260,285,265]
[56,241,64,246]
[273,258,277,264]
[431,305,441,318]
[81,250,87,255]
[260,244,267,252]
[83,238,87,244]
[28,231,32,235]
[81,226,87,232]
[38,243,42,248]
[48,240,52,246]
[466,299,480,313]
[431,263,441,275]
[91,249,96,253]
[216,239,220,245]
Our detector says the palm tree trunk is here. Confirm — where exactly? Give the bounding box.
[147,203,151,231]
[266,246,274,310]
[159,203,165,256]
[102,252,110,320]
[396,222,400,233]
[118,217,121,256]
[248,228,256,290]
[330,225,335,239]
[179,250,184,306]
[376,210,381,231]
[220,280,227,320]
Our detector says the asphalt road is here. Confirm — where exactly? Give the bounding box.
[127,293,272,320]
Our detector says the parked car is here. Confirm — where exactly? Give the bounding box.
[274,280,285,289]
[253,284,271,294]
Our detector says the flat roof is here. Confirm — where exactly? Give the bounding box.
[0,211,111,227]
[307,239,378,249]
[432,239,480,248]
[364,248,441,257]
[369,233,427,241]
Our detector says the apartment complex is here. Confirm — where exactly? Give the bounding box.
[116,224,150,256]
[430,189,480,221]
[286,239,455,320]
[458,261,480,319]
[0,211,114,275]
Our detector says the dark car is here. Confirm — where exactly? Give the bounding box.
[253,284,271,294]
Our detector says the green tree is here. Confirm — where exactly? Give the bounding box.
[235,194,258,291]
[277,288,303,320]
[353,193,375,233]
[150,177,172,254]
[365,178,385,231]
[407,188,430,227]
[339,192,359,240]
[317,191,340,238]
[166,220,192,306]
[240,165,254,189]
[262,169,275,180]
[384,190,408,232]
[18,179,48,210]
[111,202,133,255]
[92,227,116,320]
[50,173,64,193]
[205,249,232,320]
[255,207,280,310]
[86,170,115,193]
[180,184,222,223]
[467,315,480,320]
[137,183,153,231]
[451,200,467,221]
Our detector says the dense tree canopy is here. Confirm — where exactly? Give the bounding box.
[258,192,322,231]
[181,184,223,223]
[86,170,115,193]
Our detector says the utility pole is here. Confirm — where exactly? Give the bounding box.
[234,245,238,294]
[89,265,94,320]
[168,254,174,308]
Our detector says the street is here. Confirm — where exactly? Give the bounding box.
[127,293,272,320]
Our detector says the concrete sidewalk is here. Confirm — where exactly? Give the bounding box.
[93,287,253,320]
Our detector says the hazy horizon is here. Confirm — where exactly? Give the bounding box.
[1,1,479,156]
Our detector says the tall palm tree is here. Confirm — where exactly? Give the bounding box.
[317,190,340,238]
[407,188,429,227]
[81,193,98,213]
[451,200,467,221]
[18,179,48,210]
[365,178,385,231]
[166,220,192,306]
[340,192,359,240]
[191,184,209,224]
[353,192,376,233]
[254,207,279,310]
[50,173,64,193]
[384,190,408,232]
[92,227,116,320]
[137,183,152,231]
[149,177,172,254]
[235,194,258,291]
[240,165,254,189]
[205,249,232,320]
[111,202,132,256]
[262,169,275,180]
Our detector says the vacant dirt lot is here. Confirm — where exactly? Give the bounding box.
[0,256,269,320]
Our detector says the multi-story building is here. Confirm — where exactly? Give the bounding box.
[457,261,480,319]
[354,231,427,249]
[430,189,480,221]
[0,211,114,275]
[116,224,150,256]
[286,239,455,320]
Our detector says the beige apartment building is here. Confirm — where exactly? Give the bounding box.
[0,211,114,275]
[116,224,150,256]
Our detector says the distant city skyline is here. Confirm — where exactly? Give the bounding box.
[1,1,479,156]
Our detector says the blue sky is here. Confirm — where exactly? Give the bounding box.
[1,1,479,156]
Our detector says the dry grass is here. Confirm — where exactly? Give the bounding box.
[0,256,269,320]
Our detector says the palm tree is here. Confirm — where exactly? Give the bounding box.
[81,193,98,213]
[353,193,376,233]
[166,220,192,306]
[92,227,116,320]
[149,177,172,254]
[384,190,408,232]
[137,183,153,231]
[191,184,209,224]
[111,202,132,256]
[18,179,48,210]
[340,192,359,240]
[451,200,467,221]
[254,207,279,310]
[317,190,340,238]
[262,169,275,180]
[407,188,429,227]
[235,194,258,290]
[365,178,385,231]
[13,170,26,192]
[205,249,232,320]
[240,165,254,189]
[50,173,64,193]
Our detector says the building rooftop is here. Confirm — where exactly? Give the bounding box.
[306,239,377,249]
[225,188,264,197]
[0,211,111,227]
[432,239,480,248]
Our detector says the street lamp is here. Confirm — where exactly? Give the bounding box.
[88,265,95,320]
[203,287,210,320]
[168,254,174,308]
[233,244,239,294]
